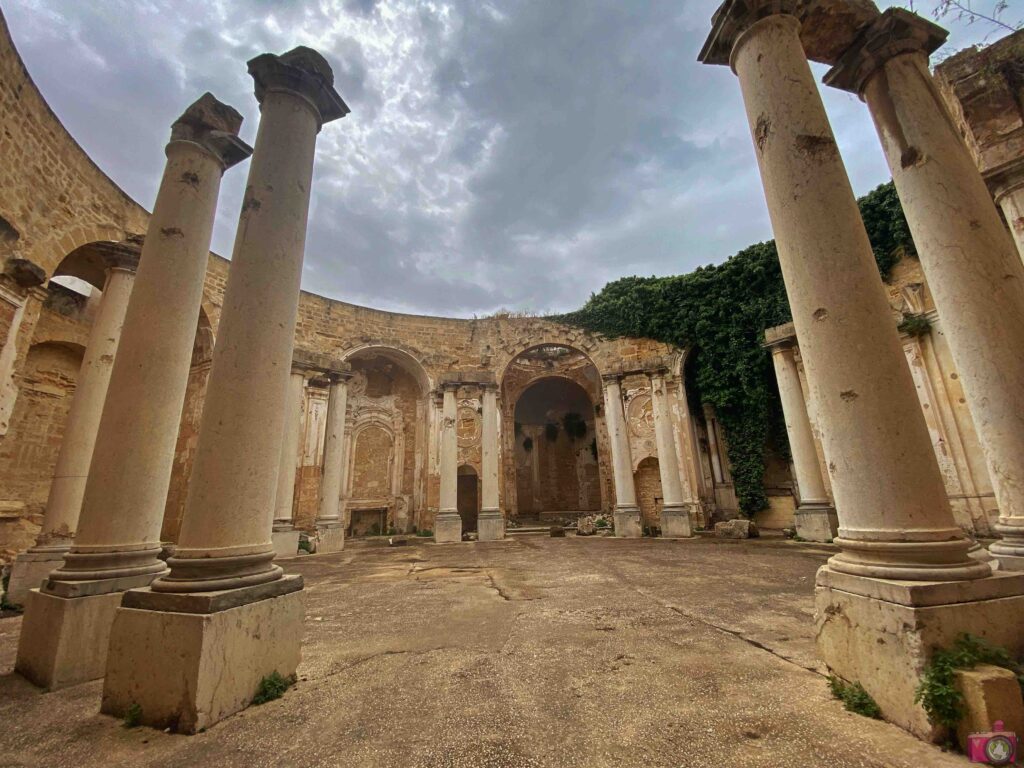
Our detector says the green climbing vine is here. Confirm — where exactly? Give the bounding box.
[559,182,914,515]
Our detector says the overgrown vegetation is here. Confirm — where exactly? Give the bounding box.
[915,634,1024,730]
[562,412,588,440]
[897,312,931,338]
[252,671,297,705]
[828,676,882,718]
[122,703,143,728]
[559,182,914,514]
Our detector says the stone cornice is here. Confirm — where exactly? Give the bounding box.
[985,155,1024,202]
[699,0,882,69]
[824,8,947,94]
[247,47,350,128]
[169,92,252,170]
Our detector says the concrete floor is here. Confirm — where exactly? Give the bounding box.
[0,535,970,767]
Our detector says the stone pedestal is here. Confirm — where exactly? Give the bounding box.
[101,578,304,734]
[660,505,693,539]
[477,510,505,542]
[815,567,1024,740]
[315,525,345,554]
[15,589,123,690]
[271,529,300,558]
[5,551,58,607]
[613,507,642,539]
[434,513,463,544]
[794,504,838,542]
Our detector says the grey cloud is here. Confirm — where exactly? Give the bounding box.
[2,0,994,317]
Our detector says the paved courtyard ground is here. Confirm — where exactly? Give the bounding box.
[0,535,970,767]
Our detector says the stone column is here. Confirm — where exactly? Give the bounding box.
[826,9,1024,570]
[101,50,348,734]
[702,403,726,486]
[14,94,251,691]
[989,159,1024,262]
[701,7,988,581]
[271,367,306,557]
[434,382,462,543]
[700,2,1023,735]
[649,369,693,538]
[478,383,504,541]
[315,368,350,553]
[602,374,641,538]
[766,337,837,542]
[6,244,137,605]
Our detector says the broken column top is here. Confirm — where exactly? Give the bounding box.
[824,8,947,94]
[247,46,350,126]
[699,0,882,68]
[170,92,252,169]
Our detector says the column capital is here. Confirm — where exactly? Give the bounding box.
[247,47,350,128]
[824,8,947,94]
[763,321,797,351]
[699,0,881,70]
[169,92,253,170]
[986,156,1024,204]
[95,238,143,274]
[601,373,623,386]
[3,257,46,288]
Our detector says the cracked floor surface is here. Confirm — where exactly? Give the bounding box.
[0,535,970,767]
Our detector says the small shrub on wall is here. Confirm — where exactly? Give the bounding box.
[559,182,914,515]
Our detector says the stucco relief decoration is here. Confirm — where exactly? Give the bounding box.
[627,391,655,439]
[348,370,368,398]
[456,399,481,447]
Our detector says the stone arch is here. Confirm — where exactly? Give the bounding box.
[499,342,603,392]
[339,343,431,394]
[28,224,128,283]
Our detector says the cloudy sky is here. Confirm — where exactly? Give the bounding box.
[3,0,1003,316]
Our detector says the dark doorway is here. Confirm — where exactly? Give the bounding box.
[457,465,479,532]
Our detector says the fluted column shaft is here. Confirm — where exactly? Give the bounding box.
[770,344,829,505]
[316,372,349,528]
[724,13,987,580]
[650,370,693,538]
[480,385,500,513]
[33,255,135,554]
[47,96,250,592]
[439,385,458,514]
[155,51,348,592]
[603,375,640,537]
[273,370,306,531]
[649,371,685,507]
[826,10,1024,569]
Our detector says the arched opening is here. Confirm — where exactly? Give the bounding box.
[336,345,430,534]
[457,464,479,533]
[634,456,662,529]
[0,341,84,553]
[511,376,601,522]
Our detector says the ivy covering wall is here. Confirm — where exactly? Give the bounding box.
[559,181,917,515]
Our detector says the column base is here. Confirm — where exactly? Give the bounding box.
[613,506,642,538]
[815,565,1024,740]
[102,575,304,734]
[15,589,124,689]
[6,549,64,607]
[434,511,462,543]
[794,503,838,543]
[271,529,300,559]
[477,509,504,541]
[314,524,345,554]
[660,505,693,538]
